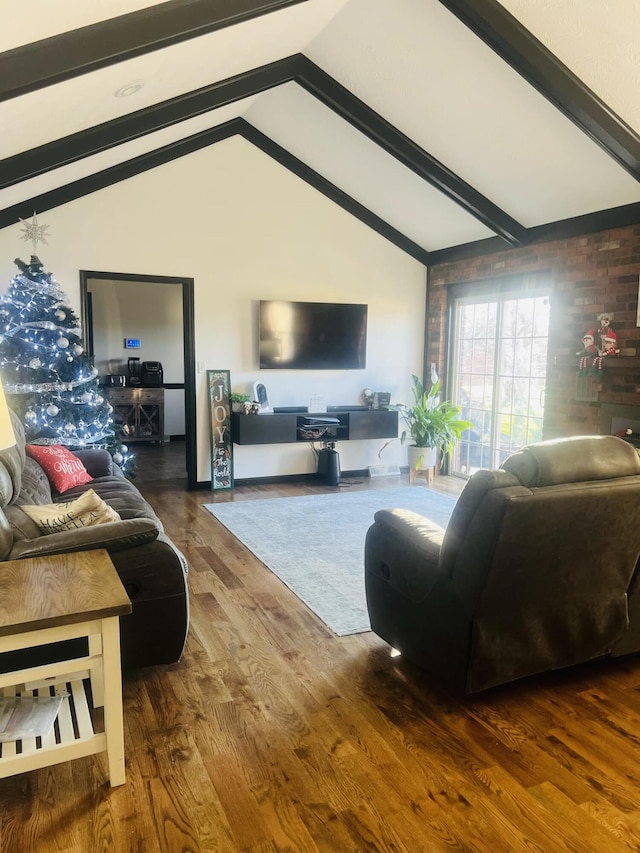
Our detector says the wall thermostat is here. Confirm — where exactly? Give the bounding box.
[125,338,141,349]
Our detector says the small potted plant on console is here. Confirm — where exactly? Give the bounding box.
[230,392,252,414]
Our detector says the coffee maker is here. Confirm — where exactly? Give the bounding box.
[141,361,164,386]
[127,357,142,386]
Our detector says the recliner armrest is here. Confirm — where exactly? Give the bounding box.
[71,448,115,478]
[365,508,445,601]
[8,518,159,560]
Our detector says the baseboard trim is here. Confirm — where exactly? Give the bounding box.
[196,468,378,489]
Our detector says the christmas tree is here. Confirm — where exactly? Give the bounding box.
[0,253,133,472]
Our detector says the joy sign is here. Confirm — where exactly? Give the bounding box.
[207,369,233,490]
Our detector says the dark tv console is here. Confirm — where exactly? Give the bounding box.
[231,409,398,445]
[327,404,369,411]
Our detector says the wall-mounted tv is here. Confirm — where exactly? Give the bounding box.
[259,300,367,370]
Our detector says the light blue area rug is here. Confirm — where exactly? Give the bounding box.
[204,487,457,636]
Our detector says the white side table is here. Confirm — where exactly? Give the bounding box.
[0,549,131,786]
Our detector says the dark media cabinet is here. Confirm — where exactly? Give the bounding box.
[231,408,398,445]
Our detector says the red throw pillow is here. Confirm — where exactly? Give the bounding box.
[25,444,93,493]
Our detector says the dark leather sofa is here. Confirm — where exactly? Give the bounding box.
[0,412,189,671]
[365,435,640,693]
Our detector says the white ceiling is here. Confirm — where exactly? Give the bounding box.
[499,0,640,134]
[1,0,639,262]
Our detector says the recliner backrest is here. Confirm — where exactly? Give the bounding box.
[438,468,526,614]
[501,434,640,486]
[440,435,640,692]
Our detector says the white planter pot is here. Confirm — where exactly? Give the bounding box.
[407,444,437,471]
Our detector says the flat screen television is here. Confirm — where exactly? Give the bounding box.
[259,300,367,370]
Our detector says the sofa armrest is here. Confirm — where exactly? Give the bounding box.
[365,508,445,601]
[8,518,159,560]
[0,507,14,561]
[71,448,114,478]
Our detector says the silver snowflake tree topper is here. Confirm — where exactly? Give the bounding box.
[19,213,50,254]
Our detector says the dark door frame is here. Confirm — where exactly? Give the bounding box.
[79,269,197,489]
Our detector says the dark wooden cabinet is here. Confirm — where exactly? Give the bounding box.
[107,387,164,442]
[348,410,398,440]
[232,413,297,445]
[231,409,398,445]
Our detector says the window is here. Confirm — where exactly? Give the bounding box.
[449,279,550,476]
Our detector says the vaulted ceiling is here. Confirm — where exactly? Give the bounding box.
[2,0,640,265]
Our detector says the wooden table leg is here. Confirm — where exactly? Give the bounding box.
[100,616,126,787]
[88,632,104,708]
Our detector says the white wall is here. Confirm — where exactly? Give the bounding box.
[88,278,184,381]
[88,277,185,433]
[0,136,426,482]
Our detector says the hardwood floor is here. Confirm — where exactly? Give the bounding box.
[3,458,640,851]
[130,439,188,488]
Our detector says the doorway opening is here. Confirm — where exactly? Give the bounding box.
[79,270,196,489]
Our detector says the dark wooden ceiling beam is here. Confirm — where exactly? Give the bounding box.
[0,58,299,191]
[429,202,640,266]
[295,56,526,246]
[240,121,430,265]
[0,54,523,246]
[439,0,640,179]
[0,0,308,103]
[0,122,242,230]
[1,0,636,261]
[0,117,431,265]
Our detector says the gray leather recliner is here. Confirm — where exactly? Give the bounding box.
[365,435,640,693]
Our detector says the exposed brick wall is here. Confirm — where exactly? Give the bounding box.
[428,224,640,438]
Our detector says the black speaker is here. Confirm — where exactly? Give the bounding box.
[317,445,340,486]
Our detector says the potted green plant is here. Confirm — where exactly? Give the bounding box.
[397,374,472,471]
[230,392,251,413]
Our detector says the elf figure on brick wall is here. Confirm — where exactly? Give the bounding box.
[576,333,598,374]
[591,312,619,371]
[593,334,620,371]
[577,312,619,374]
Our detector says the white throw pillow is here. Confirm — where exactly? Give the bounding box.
[20,489,121,534]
